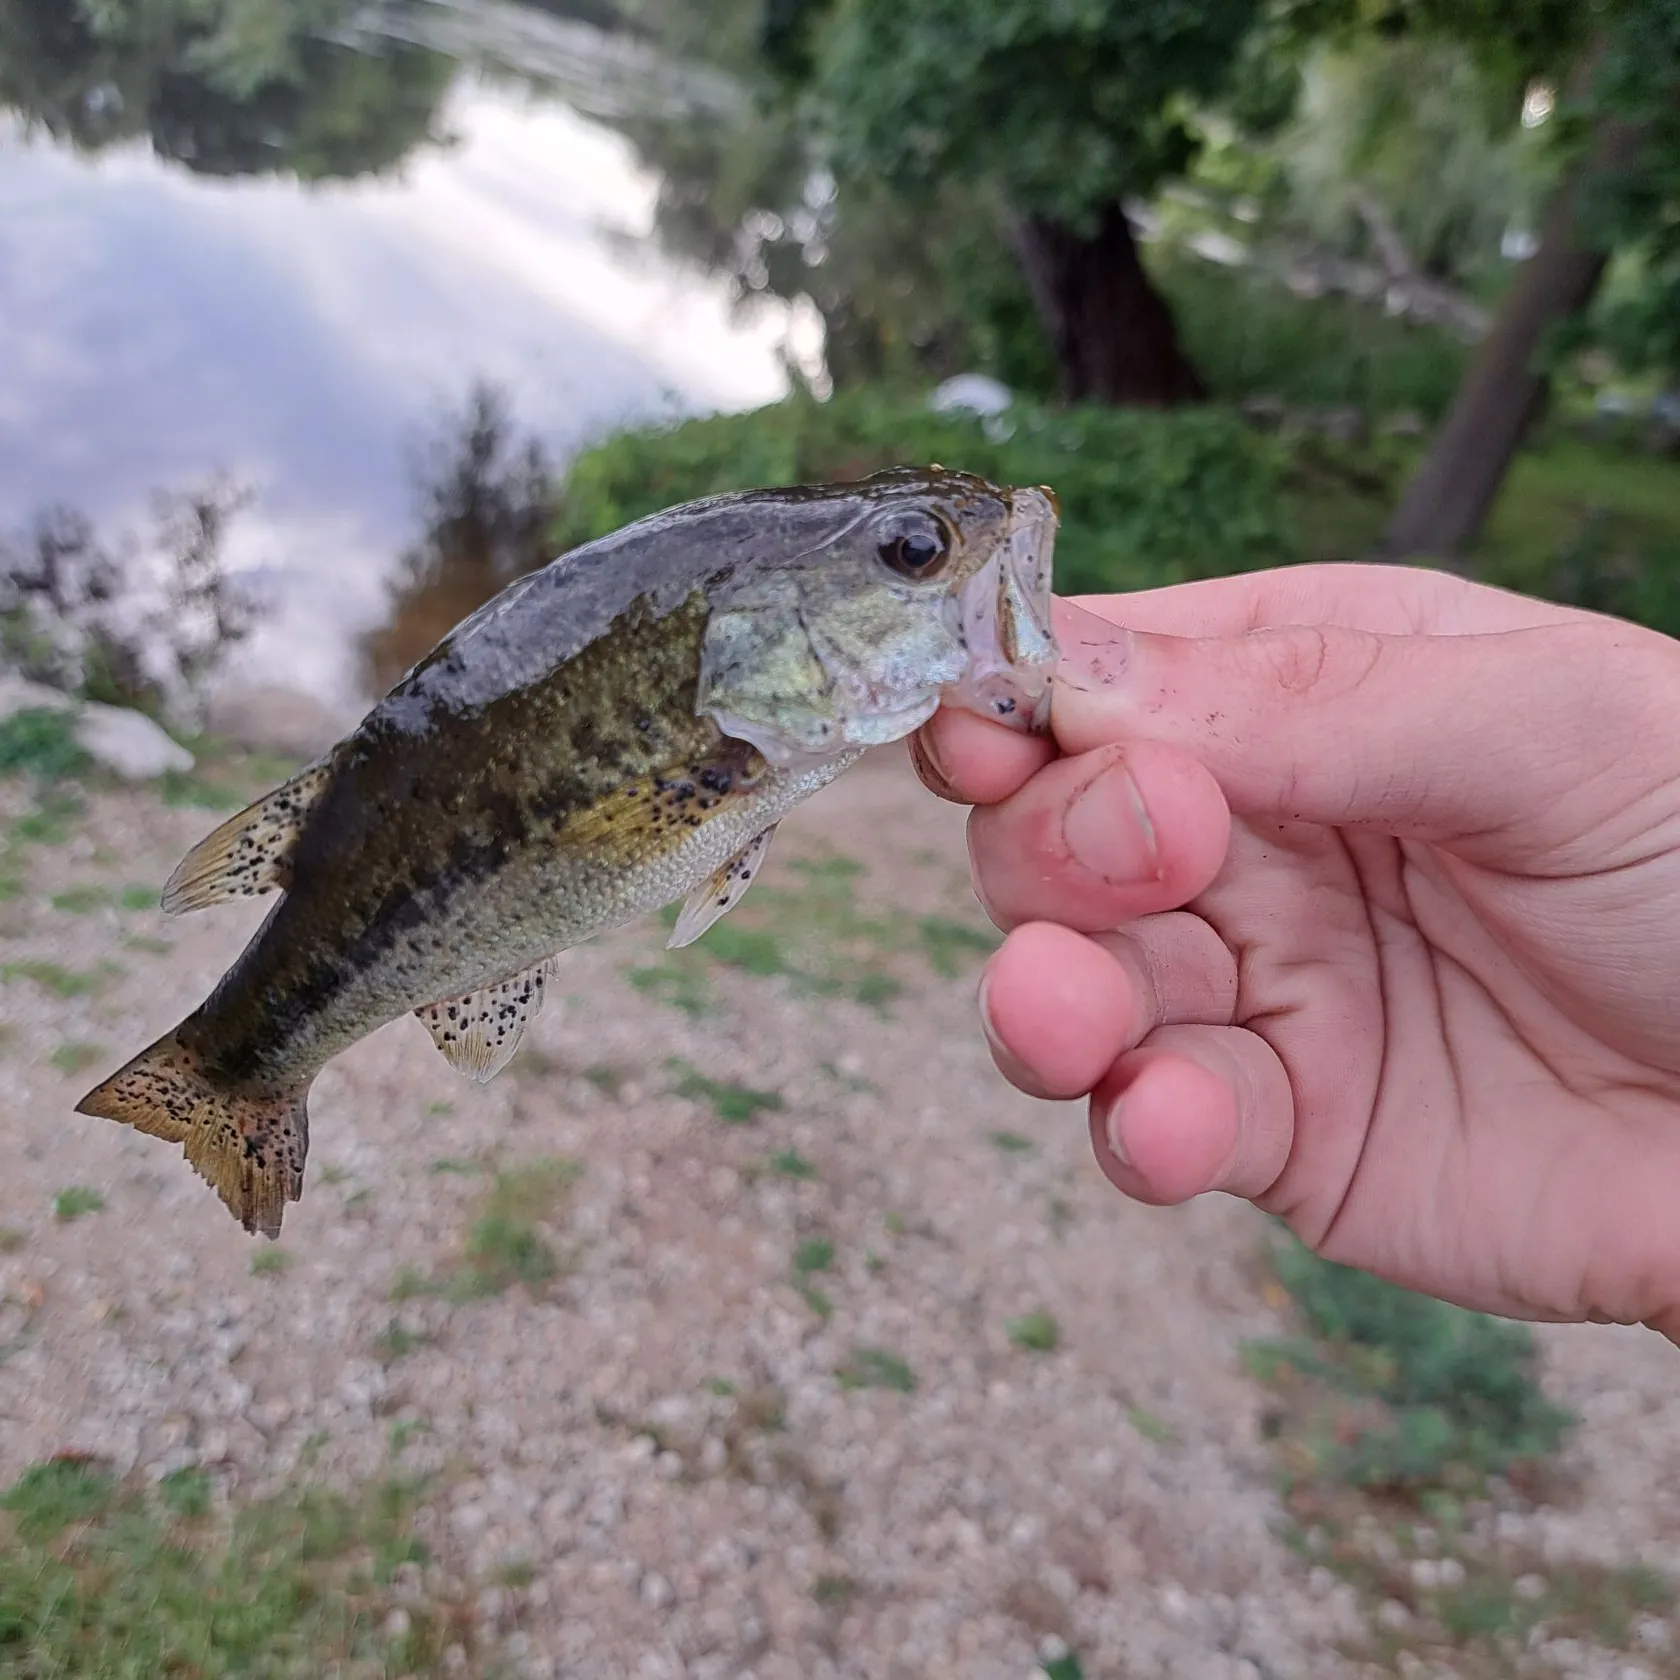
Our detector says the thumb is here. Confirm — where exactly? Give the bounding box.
[1051,603,1677,852]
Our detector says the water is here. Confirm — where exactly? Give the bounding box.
[0,1,818,711]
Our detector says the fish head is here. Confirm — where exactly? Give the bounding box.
[698,467,1059,769]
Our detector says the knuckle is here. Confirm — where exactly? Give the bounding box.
[1245,624,1384,701]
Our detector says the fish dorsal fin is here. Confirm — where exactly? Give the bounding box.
[161,761,332,916]
[416,960,552,1084]
[668,822,779,950]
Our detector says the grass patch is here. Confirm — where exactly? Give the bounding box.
[388,1265,436,1302]
[769,1148,817,1179]
[375,1321,433,1364]
[1040,1651,1086,1680]
[48,1042,103,1076]
[581,1063,625,1096]
[122,933,172,955]
[159,770,245,810]
[1243,1234,1639,1676]
[1,960,105,997]
[1127,1407,1178,1446]
[0,1227,26,1253]
[0,707,90,782]
[49,885,109,914]
[988,1130,1035,1155]
[837,1347,916,1394]
[118,883,160,911]
[52,1187,104,1222]
[915,914,1000,978]
[1300,1503,1676,1677]
[811,1573,858,1607]
[1247,1235,1572,1494]
[7,789,83,849]
[0,1457,461,1675]
[634,851,988,1016]
[668,1060,784,1124]
[448,1157,580,1300]
[793,1238,834,1274]
[249,1249,290,1277]
[1006,1311,1060,1353]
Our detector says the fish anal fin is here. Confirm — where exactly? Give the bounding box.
[416,959,551,1084]
[76,1033,310,1239]
[161,761,332,915]
[668,823,778,950]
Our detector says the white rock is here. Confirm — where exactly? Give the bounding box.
[75,703,194,779]
[0,675,193,780]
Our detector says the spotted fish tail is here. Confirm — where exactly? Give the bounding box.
[76,1032,310,1239]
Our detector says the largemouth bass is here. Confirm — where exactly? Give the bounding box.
[78,469,1059,1237]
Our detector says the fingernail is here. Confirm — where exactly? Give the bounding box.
[910,728,951,796]
[977,971,1048,1097]
[1098,1094,1131,1167]
[1063,760,1159,886]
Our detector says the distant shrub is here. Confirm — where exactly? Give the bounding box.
[1156,250,1470,421]
[552,387,1297,596]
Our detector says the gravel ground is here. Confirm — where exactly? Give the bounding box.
[2,744,1677,1679]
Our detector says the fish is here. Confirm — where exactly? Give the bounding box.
[76,468,1059,1237]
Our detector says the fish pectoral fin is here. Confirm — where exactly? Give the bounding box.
[161,760,332,915]
[668,823,779,950]
[416,959,552,1085]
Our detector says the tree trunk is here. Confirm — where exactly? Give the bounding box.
[1010,202,1207,407]
[1381,105,1646,563]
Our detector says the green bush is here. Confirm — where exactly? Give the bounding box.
[553,387,1297,596]
[1250,1237,1574,1493]
[1156,250,1470,420]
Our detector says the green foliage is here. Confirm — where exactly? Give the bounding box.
[793,1237,834,1274]
[1250,1236,1573,1492]
[0,1458,455,1675]
[1162,252,1470,416]
[836,1347,916,1393]
[669,1060,786,1124]
[769,1148,818,1179]
[0,708,89,782]
[448,1157,580,1300]
[1005,1311,1060,1353]
[819,0,1271,227]
[52,1187,105,1221]
[556,388,1294,596]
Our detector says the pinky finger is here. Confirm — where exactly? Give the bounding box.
[1088,1026,1295,1208]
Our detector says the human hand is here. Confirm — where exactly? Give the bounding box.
[913,562,1680,1339]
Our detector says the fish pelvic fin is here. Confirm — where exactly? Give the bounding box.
[416,958,553,1084]
[76,1033,309,1239]
[161,761,332,915]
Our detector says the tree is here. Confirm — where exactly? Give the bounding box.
[816,0,1275,406]
[1353,0,1680,560]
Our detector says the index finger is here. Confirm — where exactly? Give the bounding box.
[1069,562,1591,640]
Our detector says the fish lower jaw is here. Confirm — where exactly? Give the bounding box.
[707,701,935,770]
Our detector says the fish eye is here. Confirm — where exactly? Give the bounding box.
[876,510,951,580]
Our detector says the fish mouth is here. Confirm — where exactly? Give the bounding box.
[944,485,1059,733]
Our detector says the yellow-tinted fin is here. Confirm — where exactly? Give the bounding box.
[160,762,332,915]
[416,959,552,1084]
[76,1032,310,1238]
[668,822,778,950]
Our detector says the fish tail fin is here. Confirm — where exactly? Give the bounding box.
[76,1032,310,1239]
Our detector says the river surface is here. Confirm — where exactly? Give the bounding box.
[0,3,815,709]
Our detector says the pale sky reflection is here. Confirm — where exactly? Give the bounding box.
[0,80,817,706]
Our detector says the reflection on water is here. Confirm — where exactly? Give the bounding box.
[360,380,557,694]
[0,0,818,709]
